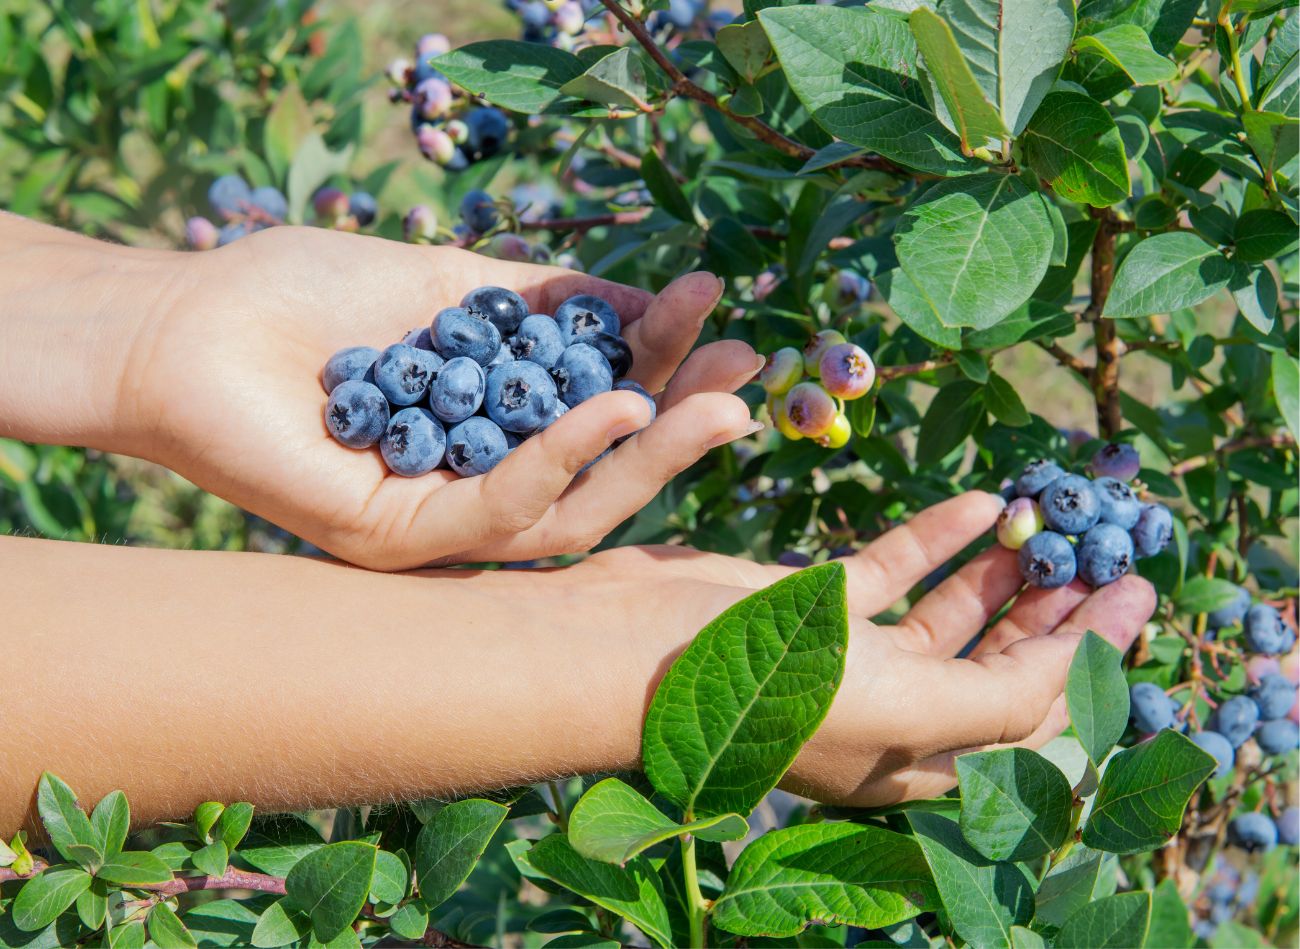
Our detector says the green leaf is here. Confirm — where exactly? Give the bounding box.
[1021,91,1129,206]
[876,269,963,349]
[389,902,429,941]
[1010,925,1047,948]
[934,0,1075,135]
[523,835,673,949]
[559,47,653,111]
[1176,576,1249,616]
[640,149,693,224]
[759,6,973,174]
[1258,12,1298,117]
[192,840,229,878]
[180,899,264,948]
[716,20,772,83]
[955,350,989,383]
[712,822,936,937]
[983,372,1030,426]
[908,812,1033,949]
[36,773,99,864]
[1103,233,1235,318]
[1235,208,1299,262]
[285,133,354,226]
[369,850,408,905]
[569,778,746,866]
[1073,26,1177,85]
[434,41,588,115]
[284,841,377,942]
[1054,891,1151,947]
[1231,262,1278,335]
[12,866,92,932]
[916,381,985,465]
[90,791,128,859]
[149,902,198,949]
[1242,110,1300,183]
[1273,349,1300,441]
[251,897,312,949]
[956,749,1072,862]
[1066,631,1130,767]
[1146,878,1194,948]
[216,802,254,853]
[895,174,1054,329]
[238,816,325,877]
[109,920,147,949]
[193,803,225,841]
[1034,845,1115,927]
[76,878,108,930]
[263,84,313,183]
[413,798,508,909]
[1082,730,1216,854]
[642,563,848,818]
[96,850,173,885]
[909,8,1008,151]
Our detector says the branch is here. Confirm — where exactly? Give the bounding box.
[1038,341,1090,377]
[518,208,651,233]
[1086,208,1122,437]
[1169,433,1297,476]
[877,355,954,381]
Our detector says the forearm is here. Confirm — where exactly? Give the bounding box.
[0,536,677,836]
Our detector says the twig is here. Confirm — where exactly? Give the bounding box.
[877,355,954,381]
[518,208,652,233]
[1039,341,1090,376]
[1170,433,1297,476]
[1086,209,1122,437]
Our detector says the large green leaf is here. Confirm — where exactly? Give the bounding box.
[1242,110,1300,184]
[1073,26,1177,85]
[909,8,1008,151]
[934,0,1075,135]
[96,850,174,885]
[1034,846,1116,927]
[148,903,198,949]
[759,6,973,174]
[894,174,1054,329]
[568,779,746,866]
[642,563,847,819]
[1066,631,1129,767]
[908,812,1033,949]
[250,897,311,949]
[1102,233,1235,318]
[434,41,588,115]
[640,149,693,224]
[1054,891,1151,947]
[523,835,673,949]
[12,865,92,932]
[413,799,508,909]
[1021,91,1129,206]
[1081,730,1216,854]
[1231,262,1278,335]
[36,773,100,865]
[1273,349,1300,442]
[1235,208,1299,262]
[1146,878,1194,948]
[283,841,377,942]
[711,823,937,937]
[1258,11,1298,118]
[956,749,1072,862]
[916,380,985,464]
[876,269,963,349]
[559,47,656,112]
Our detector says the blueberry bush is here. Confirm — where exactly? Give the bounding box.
[2,0,1299,946]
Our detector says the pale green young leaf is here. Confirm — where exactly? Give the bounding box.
[36,772,99,864]
[90,791,129,859]
[909,8,1008,150]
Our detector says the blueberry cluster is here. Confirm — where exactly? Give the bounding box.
[507,0,601,47]
[995,445,1171,589]
[386,33,510,171]
[759,330,875,449]
[322,288,647,477]
[1194,864,1265,939]
[186,175,377,250]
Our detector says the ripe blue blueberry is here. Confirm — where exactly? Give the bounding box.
[1015,459,1065,498]
[1279,806,1299,847]
[249,185,287,222]
[445,417,509,476]
[349,191,378,226]
[461,286,530,336]
[428,356,486,424]
[373,343,444,406]
[1130,681,1177,733]
[322,346,380,393]
[1213,695,1261,747]
[381,407,446,477]
[433,306,503,366]
[613,379,657,424]
[1040,475,1102,535]
[208,174,251,219]
[1076,522,1134,587]
[1207,585,1251,630]
[1228,812,1278,852]
[486,345,513,370]
[551,342,613,407]
[1018,531,1077,589]
[402,327,435,351]
[1131,503,1173,558]
[217,222,249,246]
[555,294,621,344]
[586,332,633,380]
[1093,477,1141,529]
[1244,604,1286,654]
[1089,442,1141,481]
[485,360,559,433]
[326,380,390,449]
[1190,730,1235,778]
[459,190,499,233]
[1256,719,1300,755]
[465,107,509,157]
[777,551,814,568]
[509,314,566,368]
[1250,673,1297,720]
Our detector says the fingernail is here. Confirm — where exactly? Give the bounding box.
[731,355,769,390]
[705,419,764,451]
[751,353,768,375]
[987,490,1008,510]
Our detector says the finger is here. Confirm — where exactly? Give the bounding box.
[622,272,725,393]
[657,340,765,409]
[968,579,1094,657]
[892,546,1024,656]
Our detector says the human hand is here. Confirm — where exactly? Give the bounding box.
[120,226,762,569]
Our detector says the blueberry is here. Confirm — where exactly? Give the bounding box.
[1076,522,1134,587]
[325,380,390,449]
[486,344,513,370]
[1131,503,1173,558]
[777,551,814,568]
[461,286,530,336]
[819,343,875,400]
[208,174,251,219]
[459,190,499,233]
[1256,719,1300,755]
[433,306,503,366]
[373,343,444,406]
[1093,477,1141,529]
[186,216,219,250]
[555,294,621,344]
[1213,695,1260,747]
[322,346,380,393]
[509,314,567,368]
[613,379,657,424]
[1250,674,1297,720]
[250,185,287,222]
[586,332,633,379]
[465,106,509,157]
[349,191,378,226]
[760,347,803,396]
[1207,585,1251,630]
[445,417,509,476]
[313,186,350,221]
[1130,681,1177,733]
[1089,442,1141,481]
[1228,812,1278,852]
[1040,475,1102,535]
[1282,622,1297,653]
[1244,603,1286,654]
[402,327,435,351]
[551,343,613,407]
[1018,531,1077,589]
[1236,873,1260,909]
[217,222,249,246]
[1015,459,1065,498]
[1279,806,1299,847]
[428,356,486,424]
[531,399,569,433]
[996,497,1044,551]
[404,204,438,242]
[381,407,446,477]
[1190,730,1235,778]
[485,360,559,433]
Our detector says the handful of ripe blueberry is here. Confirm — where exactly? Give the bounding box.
[322,288,645,478]
[758,330,876,449]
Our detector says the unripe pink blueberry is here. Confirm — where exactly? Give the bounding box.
[415,78,453,120]
[802,329,846,378]
[386,58,412,87]
[485,233,533,262]
[996,497,1044,550]
[752,269,780,302]
[555,252,582,271]
[760,347,803,395]
[1247,655,1282,685]
[819,343,875,399]
[403,205,438,243]
[784,382,838,438]
[834,270,871,306]
[444,119,470,145]
[817,413,852,449]
[416,33,450,58]
[185,216,218,250]
[416,125,457,165]
[312,186,349,221]
[555,1,585,33]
